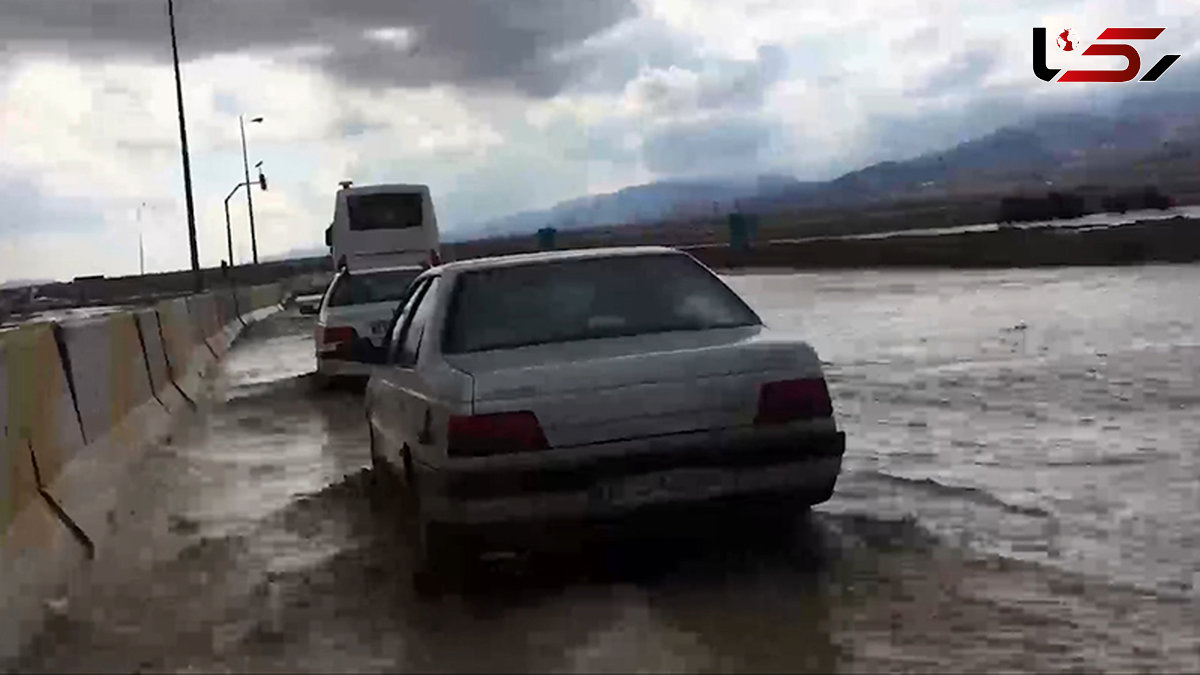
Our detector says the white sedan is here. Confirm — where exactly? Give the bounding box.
[365,246,845,583]
[314,264,423,382]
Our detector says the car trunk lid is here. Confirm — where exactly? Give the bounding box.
[442,326,822,447]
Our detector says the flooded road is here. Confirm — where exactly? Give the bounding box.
[10,265,1200,673]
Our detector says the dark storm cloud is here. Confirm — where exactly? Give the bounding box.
[0,0,637,96]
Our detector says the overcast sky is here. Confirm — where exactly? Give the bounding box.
[0,0,1197,282]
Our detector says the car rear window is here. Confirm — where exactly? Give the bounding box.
[443,254,761,354]
[328,268,421,308]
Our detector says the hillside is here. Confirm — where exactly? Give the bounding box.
[459,90,1200,240]
[461,174,816,241]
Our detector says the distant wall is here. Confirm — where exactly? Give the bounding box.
[31,257,329,308]
[0,283,284,662]
[685,217,1200,270]
[444,216,1200,271]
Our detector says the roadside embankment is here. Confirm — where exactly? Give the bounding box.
[0,283,285,661]
[686,216,1200,270]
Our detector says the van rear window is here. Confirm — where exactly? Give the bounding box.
[347,193,423,231]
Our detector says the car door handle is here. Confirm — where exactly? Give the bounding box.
[417,408,433,445]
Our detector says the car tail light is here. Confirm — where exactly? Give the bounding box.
[754,378,833,425]
[447,411,549,457]
[319,326,358,354]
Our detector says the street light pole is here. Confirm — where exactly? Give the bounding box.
[224,166,267,271]
[239,114,263,265]
[168,0,201,292]
[224,181,249,269]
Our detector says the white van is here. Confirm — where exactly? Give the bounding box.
[325,182,441,271]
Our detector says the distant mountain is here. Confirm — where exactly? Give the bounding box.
[761,112,1181,211]
[457,90,1200,241]
[463,174,816,239]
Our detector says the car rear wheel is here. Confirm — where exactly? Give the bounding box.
[412,520,470,596]
[405,454,472,595]
[368,424,385,473]
[367,425,398,510]
[313,372,332,390]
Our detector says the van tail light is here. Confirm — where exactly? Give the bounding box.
[319,326,358,355]
[754,378,833,425]
[447,411,549,457]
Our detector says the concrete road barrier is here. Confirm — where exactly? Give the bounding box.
[215,289,242,347]
[241,283,284,324]
[133,309,186,414]
[49,314,172,554]
[0,323,89,661]
[58,314,154,447]
[235,286,255,321]
[1,284,281,662]
[158,297,208,399]
[0,324,85,506]
[186,293,222,358]
[218,285,243,343]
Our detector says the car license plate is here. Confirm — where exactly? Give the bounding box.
[599,468,733,507]
[370,320,388,335]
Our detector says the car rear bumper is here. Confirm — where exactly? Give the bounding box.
[316,355,376,378]
[417,429,845,526]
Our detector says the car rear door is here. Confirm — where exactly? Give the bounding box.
[369,276,447,469]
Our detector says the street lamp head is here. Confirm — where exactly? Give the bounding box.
[250,116,264,123]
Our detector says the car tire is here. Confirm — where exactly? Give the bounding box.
[412,520,463,596]
[368,424,385,473]
[367,425,398,511]
[368,425,389,481]
[405,456,470,596]
[313,372,332,390]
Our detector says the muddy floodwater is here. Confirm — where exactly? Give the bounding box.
[10,265,1200,673]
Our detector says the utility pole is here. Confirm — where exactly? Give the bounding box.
[224,181,251,268]
[239,114,263,264]
[224,169,267,272]
[168,0,202,292]
[137,201,147,276]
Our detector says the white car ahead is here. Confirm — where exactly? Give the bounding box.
[315,265,423,381]
[365,246,844,582]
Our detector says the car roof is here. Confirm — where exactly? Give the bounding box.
[337,264,424,276]
[430,246,685,275]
